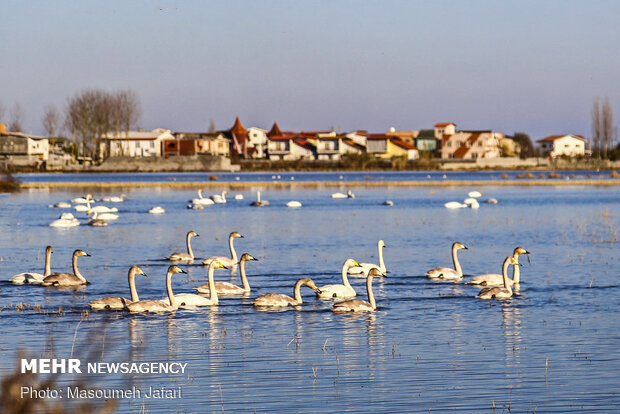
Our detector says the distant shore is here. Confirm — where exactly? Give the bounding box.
[19,179,620,190]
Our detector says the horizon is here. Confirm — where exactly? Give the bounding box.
[1,1,619,141]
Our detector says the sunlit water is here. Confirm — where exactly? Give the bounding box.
[0,178,618,413]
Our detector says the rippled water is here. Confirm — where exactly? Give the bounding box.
[0,181,618,413]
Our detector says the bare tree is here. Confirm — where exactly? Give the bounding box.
[591,98,601,158]
[602,97,613,159]
[8,103,24,132]
[0,101,5,125]
[42,104,61,137]
[65,89,141,161]
[208,118,217,133]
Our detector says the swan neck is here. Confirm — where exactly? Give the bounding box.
[452,246,462,276]
[377,243,386,271]
[44,249,52,276]
[208,264,219,304]
[341,264,352,288]
[166,270,176,309]
[293,280,304,305]
[512,261,521,284]
[502,259,512,294]
[228,236,238,262]
[367,275,376,310]
[239,260,250,292]
[186,234,194,259]
[128,269,140,302]
[72,253,86,283]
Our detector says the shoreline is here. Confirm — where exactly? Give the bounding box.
[18,179,620,189]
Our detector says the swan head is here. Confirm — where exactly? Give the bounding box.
[74,249,91,257]
[240,253,258,262]
[130,265,147,278]
[513,246,530,256]
[168,265,187,275]
[368,268,384,278]
[343,259,361,269]
[506,256,521,266]
[188,231,199,238]
[378,240,386,248]
[299,278,321,294]
[210,260,228,270]
[453,242,468,250]
[230,231,244,239]
[46,246,53,254]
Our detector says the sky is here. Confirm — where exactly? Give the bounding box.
[2,0,619,140]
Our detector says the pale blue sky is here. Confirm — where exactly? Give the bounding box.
[2,0,619,139]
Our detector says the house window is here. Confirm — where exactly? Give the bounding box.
[151,141,155,148]
[472,153,478,159]
[447,142,451,148]
[458,141,463,147]
[478,141,483,147]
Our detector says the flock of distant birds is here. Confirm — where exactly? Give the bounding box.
[12,191,528,313]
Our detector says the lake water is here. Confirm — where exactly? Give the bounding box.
[0,178,618,413]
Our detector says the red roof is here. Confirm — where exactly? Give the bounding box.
[452,133,481,159]
[267,122,282,137]
[268,135,291,141]
[537,134,585,143]
[366,133,391,140]
[229,117,247,134]
[390,138,417,150]
[435,122,455,127]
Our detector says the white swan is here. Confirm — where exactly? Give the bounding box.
[162,261,227,307]
[71,194,93,204]
[195,253,257,295]
[127,265,186,313]
[348,240,387,276]
[190,189,214,205]
[286,201,302,208]
[253,278,320,308]
[383,200,394,206]
[41,249,90,286]
[87,211,108,226]
[89,204,118,214]
[10,245,53,284]
[148,206,165,214]
[87,209,118,221]
[468,191,482,198]
[49,202,71,209]
[187,203,204,210]
[167,231,199,262]
[317,259,360,299]
[426,242,468,280]
[444,201,467,209]
[49,214,80,227]
[74,199,91,212]
[101,194,126,202]
[468,247,530,286]
[477,256,520,300]
[332,268,382,313]
[201,231,243,267]
[331,190,355,199]
[211,190,228,204]
[234,194,244,200]
[250,191,269,207]
[88,265,147,310]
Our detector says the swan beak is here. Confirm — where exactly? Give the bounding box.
[85,253,91,257]
[180,269,187,273]
[463,246,469,250]
[314,288,322,294]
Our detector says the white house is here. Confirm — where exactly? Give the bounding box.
[99,128,174,158]
[440,130,503,159]
[0,123,49,168]
[246,127,268,158]
[537,134,586,158]
[267,136,316,160]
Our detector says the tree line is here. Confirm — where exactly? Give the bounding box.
[0,89,141,159]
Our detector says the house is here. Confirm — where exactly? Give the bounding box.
[345,131,368,147]
[246,127,268,158]
[223,117,250,158]
[98,128,173,158]
[47,137,76,170]
[537,134,586,158]
[414,129,439,152]
[163,132,230,158]
[366,134,419,160]
[440,130,503,160]
[386,128,418,147]
[267,136,316,160]
[434,122,456,138]
[0,123,49,168]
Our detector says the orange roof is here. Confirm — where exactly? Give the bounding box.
[435,122,455,127]
[267,122,282,137]
[390,138,417,150]
[367,133,391,140]
[452,133,481,159]
[229,117,247,134]
[537,134,585,143]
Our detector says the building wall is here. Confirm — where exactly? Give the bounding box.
[542,136,585,157]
